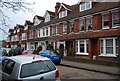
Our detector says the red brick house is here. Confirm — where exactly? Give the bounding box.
[7,1,120,61]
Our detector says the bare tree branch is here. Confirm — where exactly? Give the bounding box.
[0,0,35,35]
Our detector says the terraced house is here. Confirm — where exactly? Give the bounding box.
[6,1,120,61]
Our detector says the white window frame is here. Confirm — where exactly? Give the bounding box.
[102,13,110,29]
[99,37,118,57]
[76,39,89,55]
[70,21,74,33]
[112,11,120,28]
[86,17,92,31]
[22,33,27,40]
[59,10,67,18]
[63,22,67,34]
[80,1,92,12]
[56,24,60,35]
[79,19,84,31]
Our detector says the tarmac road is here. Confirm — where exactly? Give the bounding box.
[57,65,118,80]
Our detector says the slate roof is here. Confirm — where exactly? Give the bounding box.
[29,2,120,30]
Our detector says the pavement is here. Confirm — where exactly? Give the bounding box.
[60,59,120,76]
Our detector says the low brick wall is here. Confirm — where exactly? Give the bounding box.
[62,56,119,67]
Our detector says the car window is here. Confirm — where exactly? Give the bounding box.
[23,50,28,53]
[2,59,15,74]
[2,59,9,69]
[44,50,48,54]
[27,50,33,53]
[39,50,44,54]
[50,51,59,55]
[20,60,56,78]
[0,50,2,55]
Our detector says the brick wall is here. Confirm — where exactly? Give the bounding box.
[74,19,79,33]
[93,14,102,30]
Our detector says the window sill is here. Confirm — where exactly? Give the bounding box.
[102,27,110,30]
[76,52,88,55]
[63,33,67,35]
[99,54,117,57]
[112,26,120,29]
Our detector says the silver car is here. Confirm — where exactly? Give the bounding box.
[2,55,60,81]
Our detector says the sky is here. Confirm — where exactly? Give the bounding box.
[1,0,118,40]
[0,0,79,40]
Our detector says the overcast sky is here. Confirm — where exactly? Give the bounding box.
[0,0,118,40]
[0,0,79,40]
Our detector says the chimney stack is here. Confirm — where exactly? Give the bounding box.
[55,2,61,17]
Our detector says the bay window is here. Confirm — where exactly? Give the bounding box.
[76,40,89,55]
[100,38,118,57]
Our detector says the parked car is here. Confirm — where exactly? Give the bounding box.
[1,48,11,56]
[8,46,24,56]
[0,49,7,63]
[2,55,60,81]
[21,50,34,55]
[38,50,61,64]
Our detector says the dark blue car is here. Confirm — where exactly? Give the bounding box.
[38,50,61,64]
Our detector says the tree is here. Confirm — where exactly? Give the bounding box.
[0,0,35,35]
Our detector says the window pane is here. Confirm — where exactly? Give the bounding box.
[113,19,120,27]
[70,22,74,32]
[106,47,113,54]
[100,40,103,46]
[103,14,109,27]
[76,41,78,52]
[80,20,84,31]
[80,41,84,53]
[103,14,109,21]
[87,18,92,30]
[116,39,119,54]
[86,2,90,9]
[104,21,109,27]
[101,47,103,53]
[106,39,113,46]
[81,4,85,11]
[113,12,120,20]
[86,41,88,53]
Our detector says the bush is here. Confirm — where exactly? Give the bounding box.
[34,45,42,54]
[46,44,54,50]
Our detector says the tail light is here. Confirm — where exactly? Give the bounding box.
[55,70,59,78]
[48,52,50,56]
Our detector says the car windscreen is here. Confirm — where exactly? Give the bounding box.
[23,50,33,53]
[20,60,56,78]
[50,51,59,55]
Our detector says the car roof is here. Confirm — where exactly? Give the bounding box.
[43,50,54,52]
[6,55,50,64]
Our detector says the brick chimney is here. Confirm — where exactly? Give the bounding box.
[55,2,61,17]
